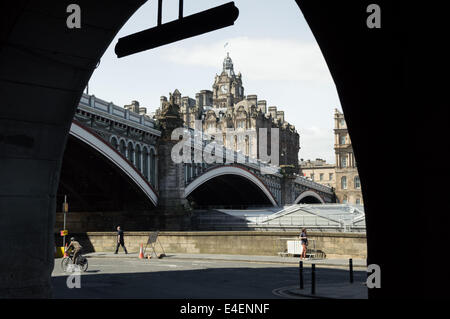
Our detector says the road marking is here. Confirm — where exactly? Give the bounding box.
[148,264,178,268]
[272,286,311,299]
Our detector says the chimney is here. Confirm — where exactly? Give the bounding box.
[276,111,285,123]
[257,100,267,113]
[268,106,277,119]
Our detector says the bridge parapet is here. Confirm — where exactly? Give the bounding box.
[78,93,161,137]
[294,176,334,195]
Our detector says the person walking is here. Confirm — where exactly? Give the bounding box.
[114,226,128,254]
[299,228,308,259]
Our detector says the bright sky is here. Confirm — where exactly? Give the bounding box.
[88,0,342,164]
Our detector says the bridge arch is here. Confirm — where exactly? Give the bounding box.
[110,134,119,144]
[294,190,325,204]
[184,165,278,207]
[69,121,158,206]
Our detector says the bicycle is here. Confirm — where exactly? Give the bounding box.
[61,251,88,273]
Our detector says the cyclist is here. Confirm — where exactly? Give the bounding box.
[66,237,83,264]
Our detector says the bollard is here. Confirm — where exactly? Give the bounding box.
[349,258,354,283]
[299,261,304,289]
[311,264,316,295]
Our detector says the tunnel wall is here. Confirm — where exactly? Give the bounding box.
[0,0,146,298]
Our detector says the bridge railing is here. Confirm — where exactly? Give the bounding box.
[78,93,161,136]
[294,176,334,194]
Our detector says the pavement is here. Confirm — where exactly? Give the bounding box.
[78,251,368,299]
[85,251,367,267]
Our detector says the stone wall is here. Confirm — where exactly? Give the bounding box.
[59,231,367,259]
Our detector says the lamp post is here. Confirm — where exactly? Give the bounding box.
[62,195,68,248]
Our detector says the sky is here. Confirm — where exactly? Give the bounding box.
[88,0,342,164]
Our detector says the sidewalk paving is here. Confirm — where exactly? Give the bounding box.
[281,283,368,299]
[80,252,368,299]
[84,251,367,268]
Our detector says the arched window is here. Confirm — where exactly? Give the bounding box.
[135,145,142,172]
[341,176,347,189]
[111,136,118,150]
[354,176,361,189]
[142,147,149,180]
[119,140,126,157]
[127,142,134,164]
[150,148,156,187]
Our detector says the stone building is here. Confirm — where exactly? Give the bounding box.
[124,100,149,116]
[299,158,336,188]
[299,110,363,205]
[154,53,300,168]
[334,109,363,204]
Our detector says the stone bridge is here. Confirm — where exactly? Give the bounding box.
[68,93,335,212]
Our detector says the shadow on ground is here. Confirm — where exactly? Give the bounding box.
[52,265,367,299]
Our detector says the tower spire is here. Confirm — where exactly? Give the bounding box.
[223,52,234,76]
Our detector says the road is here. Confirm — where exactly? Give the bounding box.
[51,256,368,299]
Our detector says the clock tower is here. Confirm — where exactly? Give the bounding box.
[212,53,244,108]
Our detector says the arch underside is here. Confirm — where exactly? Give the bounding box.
[185,166,278,208]
[68,122,158,208]
[294,190,325,204]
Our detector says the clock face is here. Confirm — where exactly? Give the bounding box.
[220,85,228,93]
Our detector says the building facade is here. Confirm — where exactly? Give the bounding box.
[154,53,300,168]
[334,109,363,204]
[299,110,363,205]
[299,158,336,188]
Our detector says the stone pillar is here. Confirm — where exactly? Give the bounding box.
[157,141,190,230]
[156,97,191,230]
[280,166,297,205]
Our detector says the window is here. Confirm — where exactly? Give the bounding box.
[354,176,361,189]
[319,173,324,181]
[342,195,348,204]
[340,119,345,127]
[245,136,249,155]
[340,135,346,145]
[340,156,347,168]
[237,120,245,129]
[341,176,347,189]
[310,173,314,180]
[356,198,361,204]
[329,173,334,181]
